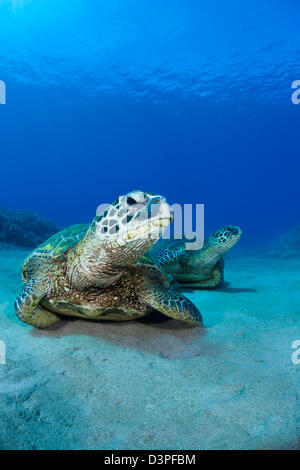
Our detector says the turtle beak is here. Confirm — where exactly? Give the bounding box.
[229,226,242,238]
[235,227,242,238]
[147,197,173,229]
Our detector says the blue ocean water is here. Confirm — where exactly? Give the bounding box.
[1,1,300,452]
[0,0,300,247]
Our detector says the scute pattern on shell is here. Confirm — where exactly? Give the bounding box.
[22,224,88,281]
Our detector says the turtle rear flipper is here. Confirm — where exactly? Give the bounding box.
[15,280,60,328]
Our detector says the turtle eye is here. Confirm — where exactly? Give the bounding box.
[127,196,137,206]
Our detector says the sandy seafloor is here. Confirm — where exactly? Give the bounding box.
[0,246,299,450]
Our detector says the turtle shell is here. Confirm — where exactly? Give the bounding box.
[22,223,88,281]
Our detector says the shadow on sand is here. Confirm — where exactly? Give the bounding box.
[30,310,220,359]
[182,282,257,294]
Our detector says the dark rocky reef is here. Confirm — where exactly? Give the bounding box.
[0,207,59,248]
[268,226,300,258]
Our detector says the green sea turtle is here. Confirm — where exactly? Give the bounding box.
[15,191,202,328]
[149,226,242,288]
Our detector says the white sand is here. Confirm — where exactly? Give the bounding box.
[0,247,299,450]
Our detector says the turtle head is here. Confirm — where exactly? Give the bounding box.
[208,225,242,254]
[70,191,171,284]
[181,225,242,276]
[69,190,173,288]
[93,190,172,255]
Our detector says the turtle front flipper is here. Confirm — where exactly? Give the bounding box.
[15,281,59,328]
[151,244,185,267]
[179,260,225,289]
[196,261,224,288]
[139,281,203,326]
